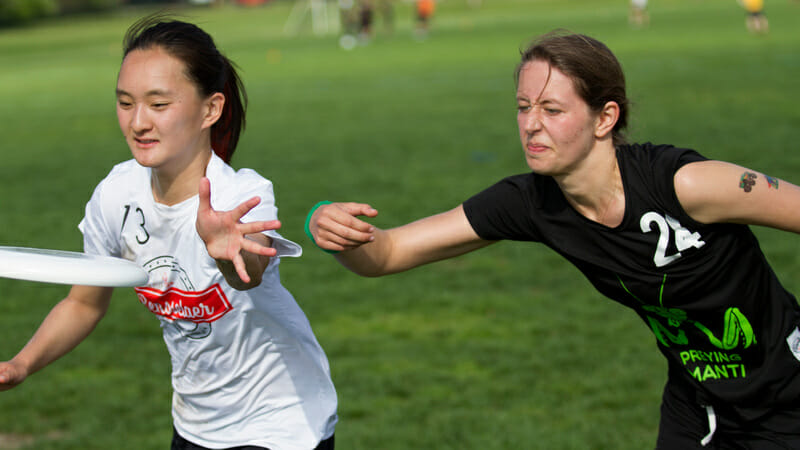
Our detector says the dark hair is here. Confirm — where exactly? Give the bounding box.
[122,14,247,163]
[515,31,629,145]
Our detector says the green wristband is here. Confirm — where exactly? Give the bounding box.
[305,201,340,254]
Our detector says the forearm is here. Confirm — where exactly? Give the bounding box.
[12,293,109,377]
[333,210,493,277]
[333,228,397,277]
[310,203,490,276]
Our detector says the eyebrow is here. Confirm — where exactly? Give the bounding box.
[115,88,172,97]
[537,98,562,106]
[515,96,562,107]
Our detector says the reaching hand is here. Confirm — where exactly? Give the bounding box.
[196,177,280,283]
[308,202,378,253]
[0,360,26,392]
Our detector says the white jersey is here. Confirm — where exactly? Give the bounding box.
[79,154,337,449]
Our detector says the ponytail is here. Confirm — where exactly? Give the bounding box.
[211,58,247,163]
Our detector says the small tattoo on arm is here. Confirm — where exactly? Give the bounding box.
[765,175,779,189]
[739,172,757,193]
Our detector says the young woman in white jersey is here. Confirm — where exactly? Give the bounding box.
[306,31,800,448]
[0,15,337,450]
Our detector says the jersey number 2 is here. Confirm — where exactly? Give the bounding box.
[640,212,704,267]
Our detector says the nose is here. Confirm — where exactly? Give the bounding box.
[130,105,151,133]
[522,108,543,135]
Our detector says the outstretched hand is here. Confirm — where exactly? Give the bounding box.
[0,360,26,392]
[308,202,379,253]
[196,177,280,284]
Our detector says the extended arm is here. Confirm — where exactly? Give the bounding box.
[0,285,113,391]
[675,160,800,232]
[308,202,494,277]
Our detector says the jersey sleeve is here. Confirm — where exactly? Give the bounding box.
[646,144,706,194]
[640,143,708,227]
[78,177,121,258]
[462,174,543,242]
[212,167,302,259]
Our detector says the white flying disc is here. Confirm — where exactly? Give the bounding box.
[0,246,149,287]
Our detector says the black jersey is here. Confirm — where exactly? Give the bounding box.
[463,143,800,425]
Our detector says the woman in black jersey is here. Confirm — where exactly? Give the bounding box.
[306,31,800,448]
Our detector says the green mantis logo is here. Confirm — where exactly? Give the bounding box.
[619,275,757,350]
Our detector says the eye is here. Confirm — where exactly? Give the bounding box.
[517,104,531,113]
[117,99,132,109]
[152,102,169,109]
[544,108,561,115]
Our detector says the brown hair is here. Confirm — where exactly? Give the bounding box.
[122,14,247,163]
[515,31,629,145]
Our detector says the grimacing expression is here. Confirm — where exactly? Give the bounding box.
[516,60,602,177]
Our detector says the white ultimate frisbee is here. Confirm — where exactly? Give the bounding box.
[0,246,149,287]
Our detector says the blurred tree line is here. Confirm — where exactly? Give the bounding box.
[0,0,209,27]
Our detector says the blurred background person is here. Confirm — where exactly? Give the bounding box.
[629,0,650,27]
[377,0,395,34]
[358,0,374,42]
[415,0,435,39]
[739,0,769,34]
[338,0,360,49]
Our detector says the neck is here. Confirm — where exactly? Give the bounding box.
[556,142,624,227]
[151,150,212,206]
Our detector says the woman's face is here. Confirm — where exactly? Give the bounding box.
[116,47,215,175]
[516,60,601,177]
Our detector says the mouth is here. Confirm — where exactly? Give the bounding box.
[525,142,549,155]
[133,137,159,148]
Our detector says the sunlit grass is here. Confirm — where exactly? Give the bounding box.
[1,0,798,448]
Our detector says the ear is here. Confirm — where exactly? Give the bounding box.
[594,101,619,139]
[201,92,225,130]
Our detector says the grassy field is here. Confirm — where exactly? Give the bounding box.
[1,0,799,448]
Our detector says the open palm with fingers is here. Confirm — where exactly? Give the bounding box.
[196,177,280,283]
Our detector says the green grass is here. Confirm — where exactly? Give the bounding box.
[1,0,799,448]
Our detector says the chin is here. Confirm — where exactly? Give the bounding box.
[525,158,550,175]
[130,152,160,168]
